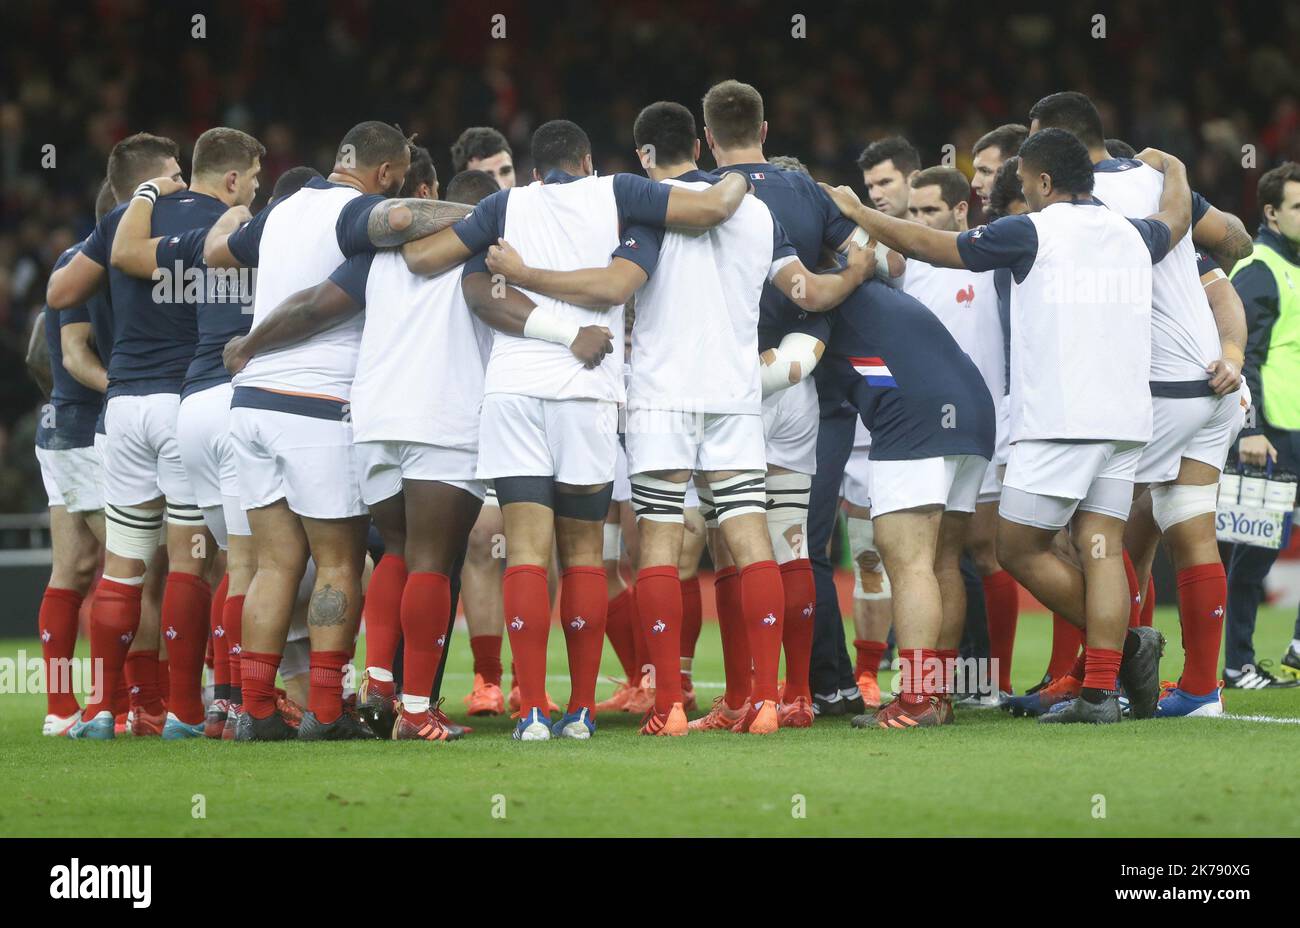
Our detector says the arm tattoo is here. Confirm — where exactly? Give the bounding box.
[1215,216,1253,265]
[308,584,349,627]
[367,199,474,247]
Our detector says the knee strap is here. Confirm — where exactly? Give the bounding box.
[708,471,767,525]
[1151,482,1219,532]
[105,504,165,561]
[554,484,614,522]
[631,474,689,524]
[847,515,891,601]
[766,472,811,563]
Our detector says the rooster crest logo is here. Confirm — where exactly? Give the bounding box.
[802,602,814,618]
[230,643,242,656]
[651,619,667,634]
[1213,605,1225,619]
[120,631,135,644]
[436,634,446,647]
[510,616,524,631]
[956,284,975,305]
[762,613,777,626]
[569,617,586,630]
[40,629,51,643]
[213,625,225,638]
[165,626,178,640]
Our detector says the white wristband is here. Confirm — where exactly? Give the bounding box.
[132,182,160,204]
[523,308,581,347]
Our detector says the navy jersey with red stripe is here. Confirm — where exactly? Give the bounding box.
[818,280,996,461]
[713,163,857,351]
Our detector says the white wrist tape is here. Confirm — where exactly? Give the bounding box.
[760,333,822,397]
[132,182,161,204]
[523,308,580,347]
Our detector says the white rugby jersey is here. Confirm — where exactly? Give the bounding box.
[618,172,797,415]
[226,177,383,402]
[329,251,492,449]
[451,170,671,403]
[957,200,1172,443]
[902,260,1005,406]
[1092,159,1221,385]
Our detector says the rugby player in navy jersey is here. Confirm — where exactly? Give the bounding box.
[108,128,268,738]
[44,132,237,740]
[823,129,1190,724]
[814,278,996,728]
[28,234,107,736]
[699,79,882,724]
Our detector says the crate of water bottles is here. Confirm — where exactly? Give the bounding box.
[1216,460,1298,549]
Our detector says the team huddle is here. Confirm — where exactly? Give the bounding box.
[31,80,1256,743]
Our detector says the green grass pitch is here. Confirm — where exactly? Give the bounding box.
[2,605,1298,837]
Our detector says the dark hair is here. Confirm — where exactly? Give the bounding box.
[856,136,920,175]
[973,123,1028,159]
[633,101,697,167]
[702,79,764,148]
[1028,91,1105,149]
[450,127,512,173]
[1019,128,1095,197]
[399,145,437,198]
[1105,138,1137,159]
[1259,161,1300,211]
[911,166,971,209]
[445,169,500,206]
[192,127,266,178]
[106,132,180,201]
[337,121,410,170]
[531,119,591,176]
[95,178,117,217]
[270,165,321,202]
[769,154,810,176]
[986,156,1025,221]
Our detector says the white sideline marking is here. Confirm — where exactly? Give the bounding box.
[1219,713,1300,725]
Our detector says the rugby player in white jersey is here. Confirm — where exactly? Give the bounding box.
[970,124,1029,214]
[107,129,268,739]
[901,166,1018,706]
[484,102,871,734]
[1027,92,1254,717]
[221,166,507,742]
[823,128,1192,724]
[203,121,476,740]
[47,132,227,740]
[400,118,752,740]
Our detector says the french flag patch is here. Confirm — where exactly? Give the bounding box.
[850,356,897,388]
[750,172,765,180]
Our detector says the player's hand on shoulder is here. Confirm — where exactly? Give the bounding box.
[148,176,189,197]
[819,182,863,216]
[485,238,526,284]
[571,325,613,369]
[1206,358,1242,396]
[1134,148,1183,175]
[223,335,251,375]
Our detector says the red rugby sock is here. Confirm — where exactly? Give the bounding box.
[363,554,407,694]
[779,559,815,702]
[162,572,211,725]
[634,566,683,712]
[604,587,638,680]
[982,569,1019,692]
[854,639,886,678]
[224,594,245,701]
[400,571,451,702]
[82,578,142,718]
[714,566,750,710]
[125,649,162,715]
[1082,646,1122,692]
[1122,550,1142,628]
[502,565,551,715]
[210,574,230,693]
[241,650,281,720]
[740,560,784,705]
[308,649,349,724]
[1141,576,1156,628]
[38,586,83,716]
[469,634,504,687]
[560,566,608,712]
[1047,613,1084,680]
[1177,562,1227,696]
[681,575,703,661]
